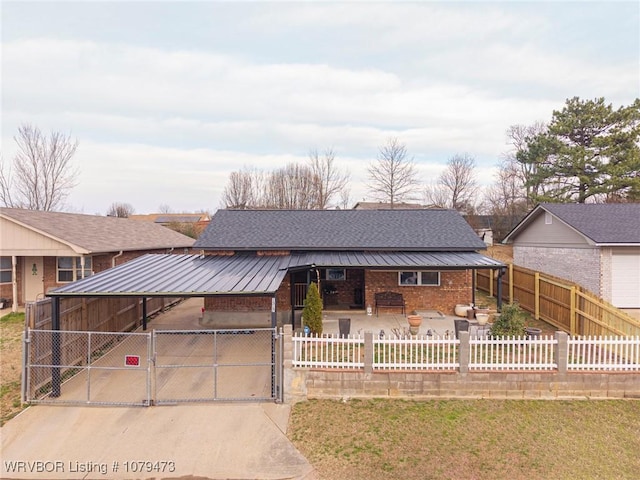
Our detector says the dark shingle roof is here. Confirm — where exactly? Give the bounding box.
[541,203,640,244]
[194,209,486,251]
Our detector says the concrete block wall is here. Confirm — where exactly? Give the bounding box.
[514,245,601,296]
[281,327,640,403]
[290,370,640,401]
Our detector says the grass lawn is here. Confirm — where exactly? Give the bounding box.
[289,398,640,480]
[0,311,26,426]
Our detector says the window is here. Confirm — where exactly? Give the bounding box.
[0,257,12,284]
[399,271,440,286]
[545,212,553,225]
[57,257,92,283]
[325,268,346,281]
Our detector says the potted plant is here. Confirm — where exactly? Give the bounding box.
[407,312,422,335]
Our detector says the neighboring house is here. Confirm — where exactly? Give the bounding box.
[503,203,640,309]
[353,202,436,210]
[193,209,505,327]
[0,208,195,307]
[129,213,210,238]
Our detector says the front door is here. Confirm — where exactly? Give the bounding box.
[23,256,44,302]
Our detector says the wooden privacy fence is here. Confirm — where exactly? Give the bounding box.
[25,296,180,331]
[476,264,640,337]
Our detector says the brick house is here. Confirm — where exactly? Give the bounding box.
[193,209,505,328]
[503,203,640,309]
[0,208,195,309]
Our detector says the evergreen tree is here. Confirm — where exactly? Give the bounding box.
[302,282,323,335]
[517,97,640,203]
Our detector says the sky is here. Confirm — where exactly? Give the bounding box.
[1,1,639,215]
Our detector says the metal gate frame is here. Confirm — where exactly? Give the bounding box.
[24,327,284,406]
[153,328,282,404]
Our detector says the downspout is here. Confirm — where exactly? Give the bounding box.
[112,250,124,268]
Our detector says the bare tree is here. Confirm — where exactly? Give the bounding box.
[504,122,547,208]
[0,124,79,211]
[367,137,420,207]
[158,203,173,214]
[106,202,135,218]
[264,163,317,209]
[424,153,478,213]
[309,148,350,209]
[484,159,530,241]
[220,167,264,209]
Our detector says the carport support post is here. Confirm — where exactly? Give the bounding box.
[51,296,61,397]
[496,267,506,311]
[142,297,148,331]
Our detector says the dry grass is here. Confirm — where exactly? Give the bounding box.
[289,398,640,480]
[0,311,26,425]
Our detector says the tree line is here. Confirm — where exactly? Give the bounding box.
[2,97,638,223]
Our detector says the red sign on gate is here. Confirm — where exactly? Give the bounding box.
[124,355,140,366]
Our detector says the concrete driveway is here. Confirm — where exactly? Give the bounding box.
[1,402,315,480]
[2,298,315,480]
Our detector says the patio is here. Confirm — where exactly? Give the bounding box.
[317,309,490,338]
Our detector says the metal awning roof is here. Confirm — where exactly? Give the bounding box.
[50,254,290,297]
[48,251,505,297]
[286,251,504,270]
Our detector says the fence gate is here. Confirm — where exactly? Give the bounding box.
[24,328,283,406]
[153,328,281,404]
[25,329,152,406]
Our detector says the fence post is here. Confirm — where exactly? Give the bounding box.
[555,331,568,374]
[21,330,29,404]
[364,331,373,374]
[458,331,470,374]
[508,263,514,303]
[281,324,296,403]
[534,272,540,320]
[570,286,577,335]
[489,269,494,298]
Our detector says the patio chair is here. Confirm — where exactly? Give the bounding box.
[454,319,469,339]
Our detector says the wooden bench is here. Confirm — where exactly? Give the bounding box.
[374,291,406,316]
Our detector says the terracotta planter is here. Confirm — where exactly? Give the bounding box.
[407,315,422,335]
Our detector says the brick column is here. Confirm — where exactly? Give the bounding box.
[282,324,301,404]
[555,331,568,374]
[364,331,374,374]
[459,331,470,373]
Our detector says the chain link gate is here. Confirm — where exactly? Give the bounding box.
[24,328,283,406]
[153,328,280,404]
[25,329,152,406]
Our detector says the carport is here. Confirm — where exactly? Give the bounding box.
[36,254,291,405]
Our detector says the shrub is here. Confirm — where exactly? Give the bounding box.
[302,282,323,335]
[490,302,526,338]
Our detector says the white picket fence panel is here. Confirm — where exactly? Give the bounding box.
[469,336,557,371]
[373,336,459,371]
[293,334,364,369]
[568,336,640,371]
[292,333,640,372]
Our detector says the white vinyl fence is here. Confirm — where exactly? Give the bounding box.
[469,336,557,371]
[373,335,458,371]
[292,333,640,372]
[568,336,640,371]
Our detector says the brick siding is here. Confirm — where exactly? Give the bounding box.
[514,245,601,295]
[365,270,472,315]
